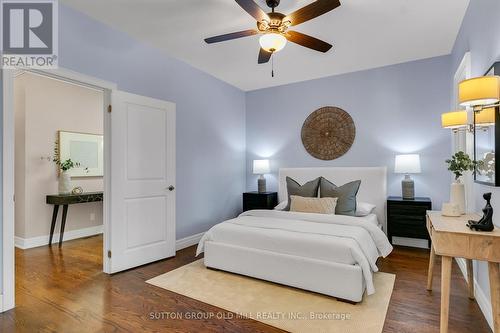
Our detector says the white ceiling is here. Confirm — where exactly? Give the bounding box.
[62,0,470,91]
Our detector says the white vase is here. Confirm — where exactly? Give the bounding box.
[58,171,72,194]
[450,181,466,215]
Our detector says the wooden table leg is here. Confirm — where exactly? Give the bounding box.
[48,205,59,246]
[427,245,436,291]
[441,256,453,333]
[466,259,475,300]
[59,205,69,247]
[488,262,500,332]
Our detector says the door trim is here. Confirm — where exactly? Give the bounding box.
[1,67,117,312]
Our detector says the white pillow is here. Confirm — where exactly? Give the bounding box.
[356,201,376,217]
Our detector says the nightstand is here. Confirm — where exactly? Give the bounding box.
[243,192,278,212]
[387,196,432,247]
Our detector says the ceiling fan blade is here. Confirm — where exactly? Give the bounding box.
[285,0,341,27]
[235,0,270,22]
[205,29,258,44]
[258,48,272,64]
[286,31,332,52]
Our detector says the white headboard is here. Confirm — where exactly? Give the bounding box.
[278,167,387,230]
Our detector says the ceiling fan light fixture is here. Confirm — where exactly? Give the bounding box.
[259,32,287,53]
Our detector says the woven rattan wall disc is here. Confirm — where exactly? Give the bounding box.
[301,107,356,160]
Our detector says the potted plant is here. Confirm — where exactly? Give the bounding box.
[53,143,80,194]
[445,151,477,214]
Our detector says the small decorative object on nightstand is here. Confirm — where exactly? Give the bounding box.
[387,196,432,247]
[243,192,278,212]
[253,159,270,193]
[394,154,421,200]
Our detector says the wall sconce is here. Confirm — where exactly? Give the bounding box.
[459,75,500,111]
[441,110,472,133]
[475,107,496,130]
[442,75,500,133]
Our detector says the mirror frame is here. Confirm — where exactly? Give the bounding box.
[474,61,500,187]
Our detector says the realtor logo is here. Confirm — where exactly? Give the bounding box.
[1,0,58,68]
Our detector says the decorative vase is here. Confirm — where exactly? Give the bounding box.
[450,180,466,215]
[58,171,72,195]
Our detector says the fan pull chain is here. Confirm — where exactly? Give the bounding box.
[271,54,274,78]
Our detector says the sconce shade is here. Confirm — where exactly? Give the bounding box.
[253,159,270,174]
[395,154,421,174]
[475,107,496,125]
[459,76,500,107]
[441,111,467,129]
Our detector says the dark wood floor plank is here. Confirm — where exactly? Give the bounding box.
[0,235,492,332]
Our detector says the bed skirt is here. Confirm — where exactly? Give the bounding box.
[204,241,366,302]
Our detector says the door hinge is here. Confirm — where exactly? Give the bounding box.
[107,250,112,258]
[108,105,112,113]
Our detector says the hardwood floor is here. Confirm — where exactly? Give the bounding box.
[0,235,492,332]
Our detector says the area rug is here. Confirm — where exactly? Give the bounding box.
[146,260,395,333]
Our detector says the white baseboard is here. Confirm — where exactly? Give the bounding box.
[176,232,205,251]
[455,258,493,331]
[392,236,429,249]
[0,294,3,312]
[15,227,203,252]
[15,225,103,250]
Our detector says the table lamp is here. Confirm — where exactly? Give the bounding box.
[253,160,270,193]
[395,154,421,200]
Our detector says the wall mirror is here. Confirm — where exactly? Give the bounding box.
[474,62,500,186]
[58,131,104,177]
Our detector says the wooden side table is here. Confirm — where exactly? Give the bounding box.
[46,192,103,246]
[426,211,500,332]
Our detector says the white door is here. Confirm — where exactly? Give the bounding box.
[109,90,176,273]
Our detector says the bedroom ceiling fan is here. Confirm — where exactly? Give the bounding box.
[204,0,341,65]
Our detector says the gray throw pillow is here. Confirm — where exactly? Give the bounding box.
[320,178,361,216]
[284,177,321,211]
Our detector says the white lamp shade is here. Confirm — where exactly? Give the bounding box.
[394,154,421,174]
[253,160,270,174]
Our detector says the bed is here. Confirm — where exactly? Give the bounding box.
[196,167,392,302]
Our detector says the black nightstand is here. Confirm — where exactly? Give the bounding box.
[243,192,278,212]
[387,196,432,247]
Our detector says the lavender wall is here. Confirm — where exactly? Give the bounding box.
[450,0,500,326]
[246,56,452,209]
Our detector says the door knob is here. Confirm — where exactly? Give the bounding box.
[168,185,175,191]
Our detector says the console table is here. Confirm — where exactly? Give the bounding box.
[46,191,103,246]
[426,211,500,332]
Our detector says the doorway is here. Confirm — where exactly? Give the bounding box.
[14,72,105,249]
[4,68,113,313]
[2,68,176,312]
[13,71,106,309]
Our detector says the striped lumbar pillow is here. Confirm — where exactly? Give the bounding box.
[289,195,338,214]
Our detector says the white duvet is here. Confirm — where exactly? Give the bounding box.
[196,210,393,295]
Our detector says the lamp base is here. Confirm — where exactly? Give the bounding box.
[401,174,415,200]
[258,175,267,193]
